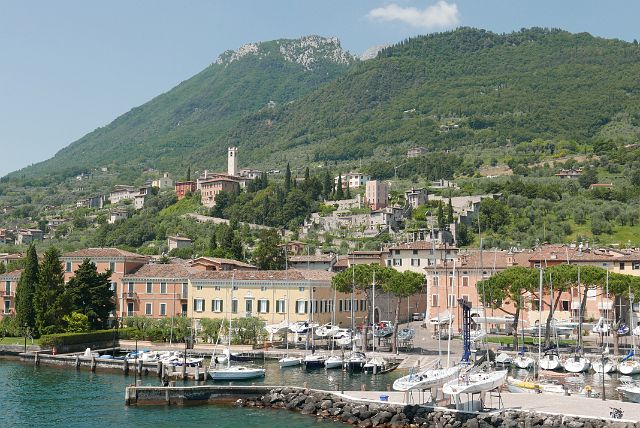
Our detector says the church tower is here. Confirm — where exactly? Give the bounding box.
[228,147,238,176]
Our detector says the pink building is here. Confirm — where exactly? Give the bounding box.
[365,180,389,210]
[0,269,21,319]
[200,178,240,208]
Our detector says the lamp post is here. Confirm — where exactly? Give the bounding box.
[134,337,138,385]
[23,323,28,354]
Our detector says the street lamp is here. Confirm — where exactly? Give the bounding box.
[23,323,28,354]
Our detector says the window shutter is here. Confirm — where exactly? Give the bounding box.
[220,300,223,313]
[266,300,270,313]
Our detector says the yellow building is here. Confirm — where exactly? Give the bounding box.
[188,269,368,330]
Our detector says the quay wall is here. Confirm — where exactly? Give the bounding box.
[125,385,640,427]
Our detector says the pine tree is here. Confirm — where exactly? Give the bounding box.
[284,162,292,193]
[336,174,344,200]
[65,259,114,330]
[209,229,217,251]
[34,247,71,335]
[15,244,39,334]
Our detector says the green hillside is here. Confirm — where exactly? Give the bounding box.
[8,35,354,184]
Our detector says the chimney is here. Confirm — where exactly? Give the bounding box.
[228,147,238,176]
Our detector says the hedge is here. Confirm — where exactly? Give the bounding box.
[40,328,135,348]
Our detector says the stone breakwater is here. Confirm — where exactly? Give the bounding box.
[126,385,639,427]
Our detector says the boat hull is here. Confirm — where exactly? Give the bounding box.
[539,356,562,371]
[618,360,640,375]
[443,370,508,396]
[324,358,343,369]
[209,367,266,380]
[563,357,590,373]
[514,356,534,370]
[393,366,461,391]
[279,357,302,368]
[617,386,640,403]
[591,359,616,374]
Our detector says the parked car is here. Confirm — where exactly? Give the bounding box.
[412,312,425,321]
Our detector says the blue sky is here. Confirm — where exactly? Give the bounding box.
[1,0,639,177]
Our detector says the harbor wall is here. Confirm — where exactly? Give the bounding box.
[125,385,639,426]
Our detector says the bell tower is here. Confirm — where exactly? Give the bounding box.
[228,147,238,176]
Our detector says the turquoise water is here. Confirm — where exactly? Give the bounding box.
[0,359,350,428]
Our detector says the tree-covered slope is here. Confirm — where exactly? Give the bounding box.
[224,28,640,166]
[9,36,354,183]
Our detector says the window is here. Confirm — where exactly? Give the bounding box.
[127,282,134,293]
[258,299,269,313]
[412,250,418,255]
[5,281,11,295]
[561,300,570,311]
[146,282,152,293]
[619,262,625,270]
[231,299,238,314]
[214,286,221,291]
[65,262,72,272]
[448,276,454,287]
[447,294,457,308]
[127,302,134,317]
[160,282,167,294]
[194,299,205,312]
[339,300,343,312]
[245,299,253,315]
[196,286,203,291]
[393,259,402,266]
[432,276,439,287]
[159,303,167,316]
[212,299,223,312]
[110,282,116,291]
[109,261,116,272]
[296,300,307,314]
[3,300,10,314]
[394,250,400,255]
[431,294,439,307]
[462,276,469,287]
[299,287,305,292]
[181,303,187,316]
[260,286,267,292]
[461,295,469,303]
[386,260,391,266]
[276,299,286,313]
[145,303,152,315]
[633,262,640,270]
[181,283,188,298]
[411,258,420,267]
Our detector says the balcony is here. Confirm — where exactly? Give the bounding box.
[124,291,138,300]
[1,291,14,297]
[598,301,613,310]
[177,292,188,300]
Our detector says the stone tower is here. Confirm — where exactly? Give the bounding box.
[228,147,238,176]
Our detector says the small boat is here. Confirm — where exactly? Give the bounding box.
[316,323,340,338]
[443,367,508,397]
[363,356,386,374]
[397,328,415,341]
[429,311,453,326]
[539,351,563,371]
[591,357,616,374]
[265,320,289,336]
[229,351,261,362]
[393,363,460,391]
[278,356,302,368]
[470,329,486,342]
[563,355,591,373]
[289,321,318,334]
[617,382,640,403]
[618,352,640,375]
[324,355,343,369]
[303,353,326,369]
[495,352,512,366]
[617,323,630,336]
[344,351,367,372]
[514,351,534,370]
[209,365,266,380]
[507,376,565,395]
[633,325,640,337]
[372,321,393,338]
[592,317,611,335]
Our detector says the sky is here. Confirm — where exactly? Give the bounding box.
[1,0,639,177]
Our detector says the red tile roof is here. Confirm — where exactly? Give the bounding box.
[191,269,334,282]
[123,263,197,279]
[62,248,148,259]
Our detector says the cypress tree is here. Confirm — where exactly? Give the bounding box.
[345,184,352,199]
[322,170,332,199]
[437,201,445,230]
[336,174,344,200]
[186,166,191,181]
[209,228,217,251]
[284,162,292,193]
[447,193,454,227]
[15,244,39,334]
[34,247,71,335]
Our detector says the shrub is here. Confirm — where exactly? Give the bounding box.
[40,328,134,348]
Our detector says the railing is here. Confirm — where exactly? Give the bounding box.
[125,291,138,299]
[1,291,14,297]
[177,292,188,300]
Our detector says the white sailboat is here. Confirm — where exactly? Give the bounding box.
[324,286,343,370]
[442,366,508,399]
[210,273,266,380]
[514,295,534,370]
[279,282,301,368]
[539,273,563,371]
[619,290,640,375]
[563,268,590,373]
[617,381,640,403]
[592,272,616,374]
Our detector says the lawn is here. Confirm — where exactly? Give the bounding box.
[0,337,40,346]
[485,335,573,347]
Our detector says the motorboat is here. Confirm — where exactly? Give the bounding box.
[344,351,367,372]
[617,323,630,336]
[372,321,393,338]
[633,325,640,337]
[289,321,319,334]
[514,353,534,370]
[316,323,340,338]
[397,328,415,342]
[278,355,302,368]
[265,320,289,336]
[363,356,386,374]
[539,351,563,371]
[209,365,266,380]
[563,355,591,373]
[393,363,460,391]
[229,351,261,362]
[507,377,565,395]
[617,382,640,403]
[470,329,486,342]
[471,314,515,326]
[324,355,343,369]
[591,356,616,374]
[618,356,640,375]
[163,354,204,367]
[443,367,508,397]
[591,317,611,335]
[303,353,326,369]
[495,353,512,366]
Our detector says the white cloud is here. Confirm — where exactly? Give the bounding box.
[367,1,460,30]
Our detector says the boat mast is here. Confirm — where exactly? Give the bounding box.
[372,269,376,354]
[351,254,355,352]
[229,270,235,369]
[630,286,636,356]
[577,266,582,355]
[537,266,543,379]
[447,259,456,368]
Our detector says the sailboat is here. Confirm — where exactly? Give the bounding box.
[324,286,343,369]
[392,259,461,391]
[563,268,590,373]
[514,296,534,370]
[618,290,640,375]
[303,277,327,369]
[539,273,562,371]
[592,271,616,374]
[364,270,388,374]
[210,274,266,380]
[279,287,301,368]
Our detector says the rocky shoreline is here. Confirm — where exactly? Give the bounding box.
[237,387,638,427]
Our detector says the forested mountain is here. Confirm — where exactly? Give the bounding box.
[8,36,354,184]
[6,28,640,185]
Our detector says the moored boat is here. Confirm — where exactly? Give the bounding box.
[344,351,367,372]
[324,355,343,369]
[278,355,302,368]
[303,353,326,369]
[393,364,460,391]
[617,382,640,403]
[563,355,591,373]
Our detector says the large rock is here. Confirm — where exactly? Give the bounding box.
[320,399,333,410]
[301,403,317,415]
